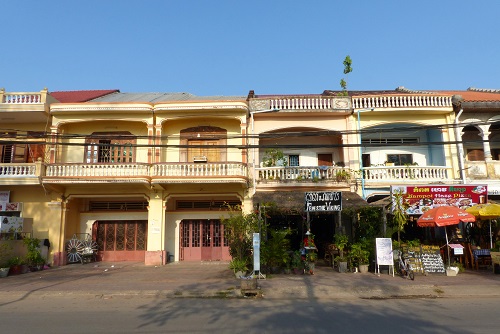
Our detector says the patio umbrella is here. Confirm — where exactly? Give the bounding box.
[465,203,500,248]
[417,206,476,268]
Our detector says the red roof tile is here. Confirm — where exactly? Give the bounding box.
[431,90,500,102]
[50,90,119,103]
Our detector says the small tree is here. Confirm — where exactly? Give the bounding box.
[391,189,409,244]
[338,55,353,96]
[221,205,262,272]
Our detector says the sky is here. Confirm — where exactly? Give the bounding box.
[1,0,499,96]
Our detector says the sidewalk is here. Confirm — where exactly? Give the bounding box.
[0,261,499,300]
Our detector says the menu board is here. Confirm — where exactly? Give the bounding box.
[376,238,393,265]
[405,247,424,274]
[420,245,446,274]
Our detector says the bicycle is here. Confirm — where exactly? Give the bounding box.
[394,249,415,280]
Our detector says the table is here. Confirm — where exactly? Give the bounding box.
[473,249,492,269]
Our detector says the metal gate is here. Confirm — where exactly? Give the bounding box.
[94,220,147,262]
[180,219,230,261]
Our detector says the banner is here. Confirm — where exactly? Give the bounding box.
[391,185,487,215]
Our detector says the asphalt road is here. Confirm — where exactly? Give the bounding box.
[1,295,498,334]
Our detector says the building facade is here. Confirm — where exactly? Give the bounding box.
[2,86,500,266]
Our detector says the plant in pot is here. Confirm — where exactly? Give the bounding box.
[229,258,249,278]
[0,243,13,278]
[349,242,370,273]
[334,233,349,273]
[23,237,45,271]
[7,256,28,275]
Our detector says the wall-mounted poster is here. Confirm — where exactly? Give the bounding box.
[0,191,9,203]
[0,216,24,233]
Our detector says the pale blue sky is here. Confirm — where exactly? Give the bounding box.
[1,0,499,96]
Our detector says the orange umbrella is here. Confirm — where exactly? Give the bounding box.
[417,206,476,268]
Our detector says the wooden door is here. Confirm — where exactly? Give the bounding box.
[318,154,333,166]
[94,220,147,261]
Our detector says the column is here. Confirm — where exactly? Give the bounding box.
[145,192,166,265]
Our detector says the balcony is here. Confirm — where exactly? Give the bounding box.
[0,88,54,123]
[152,162,248,184]
[255,166,353,187]
[362,166,454,185]
[0,162,42,185]
[44,163,151,184]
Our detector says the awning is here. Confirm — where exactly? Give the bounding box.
[252,190,368,213]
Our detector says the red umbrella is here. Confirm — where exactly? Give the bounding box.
[416,206,476,227]
[417,206,476,268]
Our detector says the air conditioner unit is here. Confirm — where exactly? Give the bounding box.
[193,156,207,163]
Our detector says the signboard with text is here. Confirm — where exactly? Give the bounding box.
[390,185,488,215]
[304,191,342,212]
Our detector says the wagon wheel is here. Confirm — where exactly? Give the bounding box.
[66,238,84,263]
[81,239,98,263]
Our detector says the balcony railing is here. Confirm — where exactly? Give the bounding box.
[0,163,39,177]
[153,162,247,178]
[45,163,150,178]
[256,166,352,183]
[363,166,452,183]
[352,95,452,109]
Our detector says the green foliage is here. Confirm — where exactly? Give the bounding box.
[261,229,290,269]
[290,251,303,269]
[221,205,261,268]
[338,55,353,94]
[335,169,351,182]
[391,189,409,243]
[0,243,13,267]
[262,148,287,167]
[347,206,384,241]
[229,258,249,274]
[306,251,317,263]
[7,256,24,266]
[23,237,45,266]
[349,242,370,265]
[334,234,349,252]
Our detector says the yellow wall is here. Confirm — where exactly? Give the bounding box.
[58,121,150,163]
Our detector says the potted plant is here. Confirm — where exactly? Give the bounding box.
[7,256,28,275]
[334,234,349,273]
[349,242,370,273]
[335,169,351,182]
[0,243,12,278]
[23,237,45,271]
[229,258,249,278]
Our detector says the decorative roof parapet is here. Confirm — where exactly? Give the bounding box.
[352,94,452,109]
[249,95,350,112]
[467,87,500,94]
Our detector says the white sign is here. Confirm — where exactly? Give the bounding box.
[376,238,394,266]
[253,233,260,273]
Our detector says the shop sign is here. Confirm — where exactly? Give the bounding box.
[390,185,488,215]
[304,191,342,212]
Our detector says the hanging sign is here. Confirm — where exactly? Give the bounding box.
[304,191,342,212]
